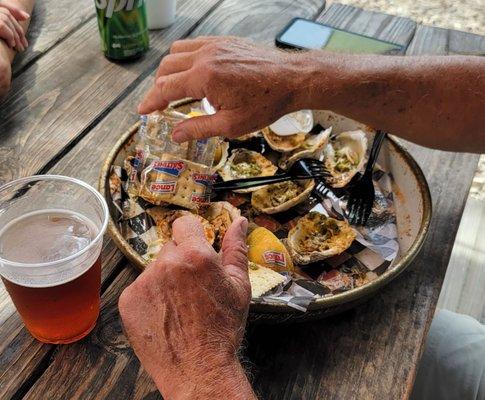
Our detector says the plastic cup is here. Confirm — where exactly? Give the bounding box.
[0,175,108,344]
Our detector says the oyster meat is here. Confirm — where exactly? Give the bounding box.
[251,180,315,214]
[278,127,332,170]
[287,211,356,265]
[201,201,241,250]
[262,127,306,152]
[324,130,368,188]
[219,148,278,193]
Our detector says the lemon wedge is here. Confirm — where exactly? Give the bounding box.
[247,227,294,272]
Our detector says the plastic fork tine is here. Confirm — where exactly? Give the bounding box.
[345,131,386,226]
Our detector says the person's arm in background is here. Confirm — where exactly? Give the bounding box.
[119,215,257,400]
[0,0,35,97]
[138,36,485,153]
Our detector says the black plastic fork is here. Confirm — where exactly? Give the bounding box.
[212,158,329,192]
[346,131,387,225]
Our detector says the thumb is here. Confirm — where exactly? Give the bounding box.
[172,215,207,246]
[172,111,237,143]
[221,217,249,278]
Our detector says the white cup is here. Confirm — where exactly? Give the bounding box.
[145,0,176,30]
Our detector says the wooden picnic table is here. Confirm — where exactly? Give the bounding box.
[0,1,483,399]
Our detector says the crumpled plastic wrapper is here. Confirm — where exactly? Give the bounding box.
[110,161,398,312]
[249,168,398,311]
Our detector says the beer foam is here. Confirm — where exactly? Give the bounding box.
[0,210,100,287]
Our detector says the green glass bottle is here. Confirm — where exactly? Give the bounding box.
[94,0,150,60]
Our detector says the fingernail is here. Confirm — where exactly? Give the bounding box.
[21,11,30,19]
[137,103,144,114]
[172,129,189,143]
[239,217,248,235]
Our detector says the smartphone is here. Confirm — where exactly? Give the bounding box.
[276,18,405,54]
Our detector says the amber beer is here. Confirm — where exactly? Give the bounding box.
[0,176,108,344]
[2,257,101,343]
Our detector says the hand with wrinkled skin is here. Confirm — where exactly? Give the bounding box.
[118,215,257,400]
[138,36,305,143]
[138,36,485,153]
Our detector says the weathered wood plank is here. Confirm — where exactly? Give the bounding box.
[12,0,94,74]
[22,266,156,400]
[0,0,326,398]
[317,3,416,48]
[0,0,226,397]
[406,25,449,55]
[448,29,485,55]
[0,0,222,186]
[437,197,485,323]
[246,17,480,400]
[4,3,482,400]
[190,0,325,44]
[0,238,123,400]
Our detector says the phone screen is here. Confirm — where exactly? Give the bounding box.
[278,19,403,54]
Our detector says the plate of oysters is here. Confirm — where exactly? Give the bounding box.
[100,99,431,323]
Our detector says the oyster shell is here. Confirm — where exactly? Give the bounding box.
[251,180,315,214]
[269,110,314,136]
[212,141,229,171]
[147,207,215,246]
[219,148,278,193]
[287,211,356,265]
[262,127,306,152]
[278,127,332,170]
[324,130,368,188]
[233,130,263,142]
[200,201,241,250]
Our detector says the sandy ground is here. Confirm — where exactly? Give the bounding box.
[329,0,485,35]
[329,0,485,197]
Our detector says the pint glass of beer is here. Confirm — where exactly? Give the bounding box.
[0,175,108,344]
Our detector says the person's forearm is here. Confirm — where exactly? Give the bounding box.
[291,53,485,153]
[153,354,257,400]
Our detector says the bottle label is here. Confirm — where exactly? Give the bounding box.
[95,0,145,18]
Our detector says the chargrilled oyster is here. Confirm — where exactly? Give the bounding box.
[324,130,367,188]
[278,127,332,170]
[251,180,315,214]
[287,211,356,265]
[147,207,215,246]
[219,148,278,193]
[200,201,241,250]
[262,127,306,152]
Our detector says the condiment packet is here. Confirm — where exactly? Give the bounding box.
[137,110,219,209]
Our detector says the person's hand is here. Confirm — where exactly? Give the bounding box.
[0,0,29,51]
[0,45,11,96]
[118,215,256,400]
[138,36,308,142]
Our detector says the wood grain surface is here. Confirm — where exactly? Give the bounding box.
[317,3,416,48]
[0,1,482,399]
[0,0,222,185]
[12,0,94,74]
[0,0,225,397]
[0,0,326,399]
